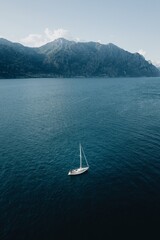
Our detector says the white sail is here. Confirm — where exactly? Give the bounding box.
[81,145,89,167]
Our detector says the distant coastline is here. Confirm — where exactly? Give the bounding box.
[0,38,159,79]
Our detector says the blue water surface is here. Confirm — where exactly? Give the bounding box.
[1,77,160,239]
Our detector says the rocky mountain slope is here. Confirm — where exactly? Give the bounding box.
[0,38,159,78]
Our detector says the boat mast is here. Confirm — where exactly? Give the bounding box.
[80,143,82,169]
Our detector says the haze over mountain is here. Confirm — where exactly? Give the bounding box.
[0,38,159,78]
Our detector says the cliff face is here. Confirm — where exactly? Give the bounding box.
[0,38,159,78]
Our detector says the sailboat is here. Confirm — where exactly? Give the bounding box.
[68,143,89,176]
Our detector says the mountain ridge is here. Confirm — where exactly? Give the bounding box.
[0,38,159,78]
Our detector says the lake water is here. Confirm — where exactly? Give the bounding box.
[1,77,160,239]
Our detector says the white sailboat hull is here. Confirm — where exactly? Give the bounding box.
[68,167,89,176]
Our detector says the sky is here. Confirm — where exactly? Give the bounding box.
[0,0,160,65]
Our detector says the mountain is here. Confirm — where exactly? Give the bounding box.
[0,38,47,78]
[0,38,159,78]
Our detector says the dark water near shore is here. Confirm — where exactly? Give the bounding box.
[1,77,160,239]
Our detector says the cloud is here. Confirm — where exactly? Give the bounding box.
[137,49,160,67]
[20,34,45,47]
[20,28,72,47]
[44,28,69,41]
[138,49,146,57]
[151,60,160,67]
